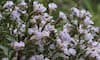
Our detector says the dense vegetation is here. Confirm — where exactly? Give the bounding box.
[0,0,100,60]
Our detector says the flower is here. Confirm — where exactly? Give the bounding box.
[13,29,17,34]
[44,58,50,60]
[92,41,98,47]
[2,57,8,60]
[63,48,70,55]
[63,23,72,32]
[56,38,62,45]
[68,48,76,56]
[33,1,46,13]
[84,33,94,42]
[11,41,25,50]
[44,24,55,31]
[42,31,50,37]
[20,24,26,32]
[10,7,21,21]
[86,11,92,17]
[19,0,27,7]
[42,13,53,22]
[34,31,43,40]
[18,41,25,47]
[71,7,80,17]
[84,16,94,25]
[59,11,67,20]
[96,56,100,60]
[28,28,34,35]
[80,9,86,18]
[59,30,72,41]
[29,56,36,60]
[91,27,99,33]
[48,3,57,10]
[29,54,44,60]
[3,1,14,8]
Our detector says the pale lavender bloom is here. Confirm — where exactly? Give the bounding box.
[20,24,26,32]
[86,11,92,17]
[63,23,72,32]
[42,31,50,37]
[49,44,55,49]
[79,24,84,34]
[28,28,35,35]
[91,41,98,47]
[19,0,27,6]
[84,33,94,41]
[71,7,80,17]
[10,7,21,21]
[59,30,72,41]
[3,1,14,8]
[33,1,46,12]
[30,15,40,23]
[13,29,17,34]
[48,3,57,10]
[18,41,25,47]
[29,55,44,60]
[96,56,100,60]
[86,41,100,58]
[63,48,70,55]
[34,31,42,40]
[2,57,8,60]
[91,27,99,33]
[68,48,76,56]
[61,41,69,48]
[11,41,25,50]
[44,58,50,60]
[80,9,86,18]
[42,13,53,21]
[29,56,36,60]
[21,10,27,14]
[79,28,85,34]
[59,11,67,20]
[33,1,38,6]
[56,38,62,45]
[84,16,94,25]
[44,24,55,31]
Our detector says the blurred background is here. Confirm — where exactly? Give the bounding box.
[41,0,100,26]
[0,0,100,26]
[40,0,100,26]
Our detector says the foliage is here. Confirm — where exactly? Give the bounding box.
[0,0,100,60]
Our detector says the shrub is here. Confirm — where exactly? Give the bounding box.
[0,0,100,60]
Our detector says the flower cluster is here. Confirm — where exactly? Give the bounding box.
[0,0,100,60]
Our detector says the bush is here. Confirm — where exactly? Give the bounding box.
[0,0,100,60]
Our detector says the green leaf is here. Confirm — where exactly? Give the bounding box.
[0,45,8,56]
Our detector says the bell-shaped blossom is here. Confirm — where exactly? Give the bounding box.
[68,48,76,56]
[59,11,67,20]
[10,7,21,21]
[19,0,27,7]
[59,30,72,42]
[48,3,57,10]
[3,1,14,8]
[33,1,46,13]
[11,41,25,50]
[71,7,80,17]
[84,16,94,25]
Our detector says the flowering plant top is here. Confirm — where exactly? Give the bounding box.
[0,0,100,60]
